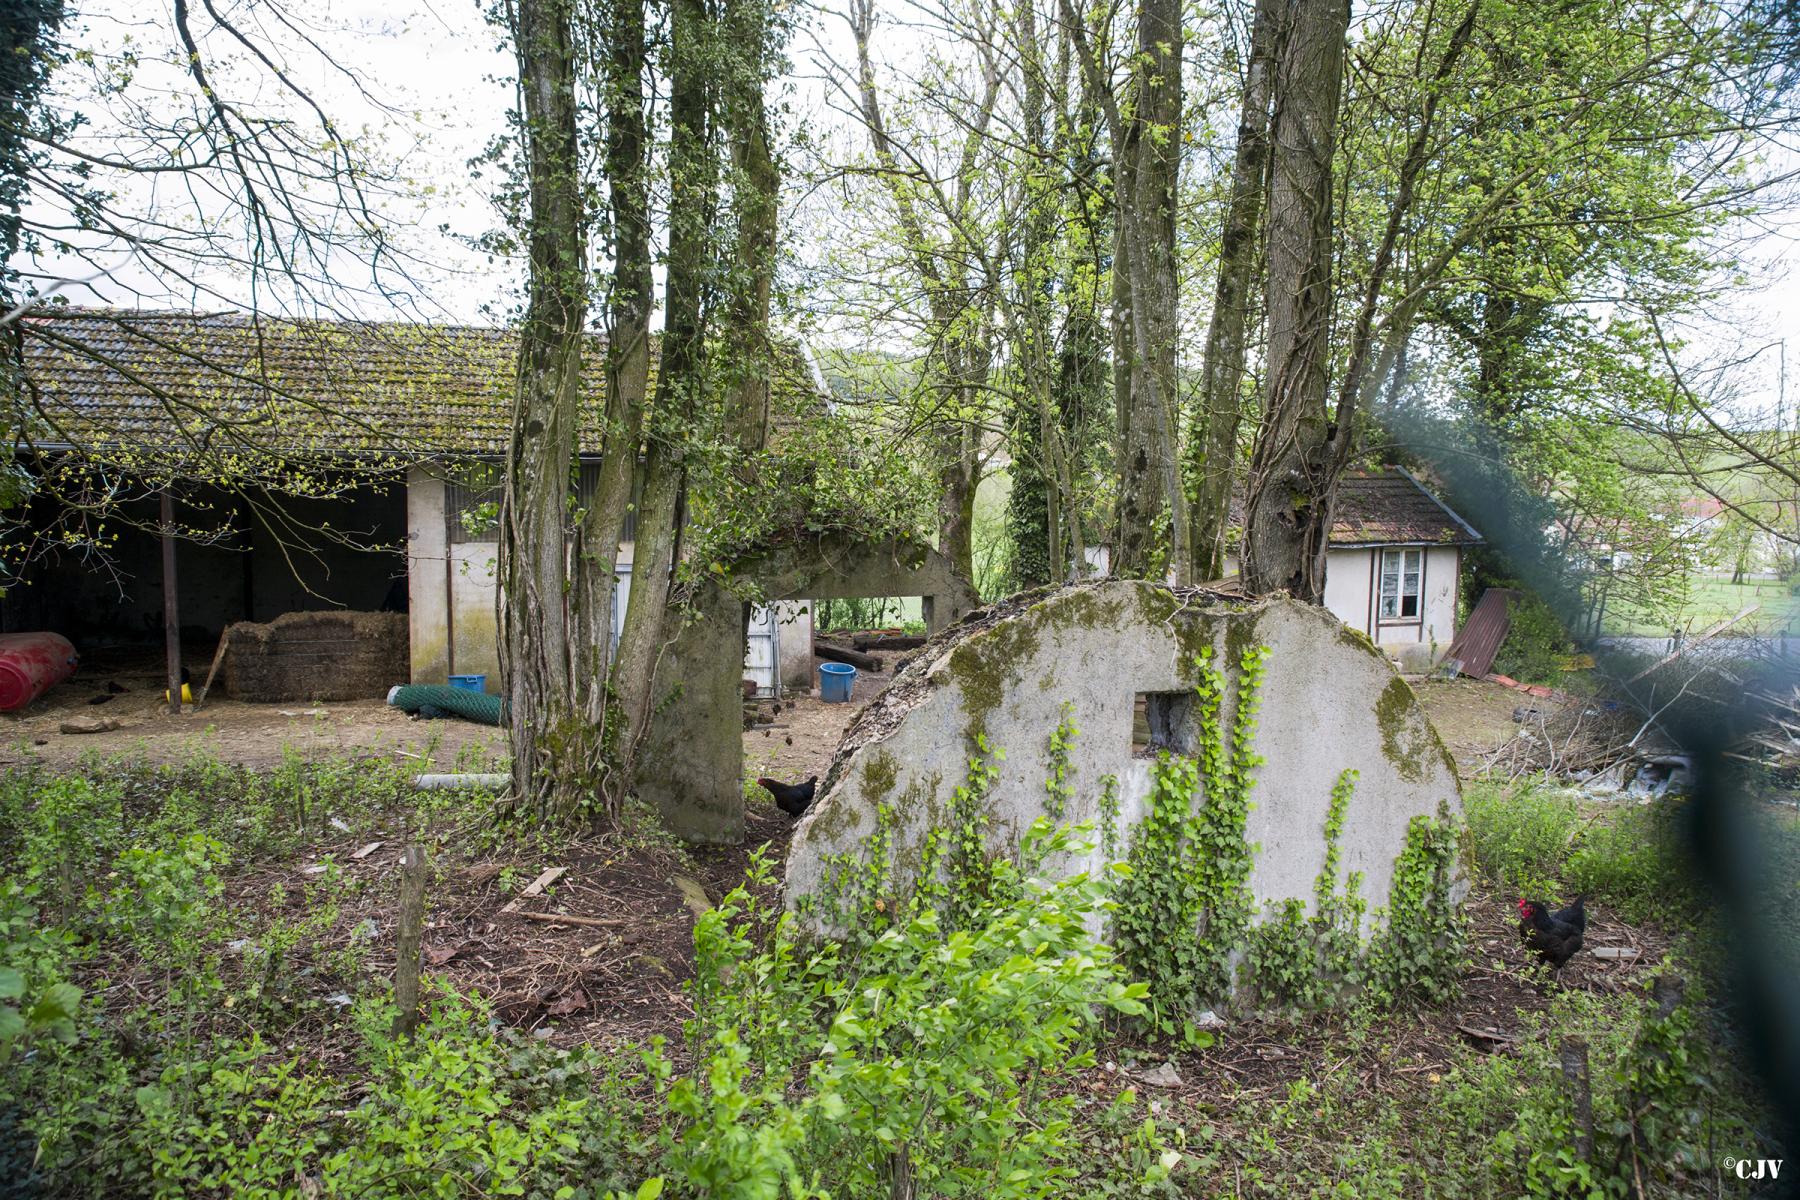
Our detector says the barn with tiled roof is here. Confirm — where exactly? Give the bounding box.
[4,307,836,696]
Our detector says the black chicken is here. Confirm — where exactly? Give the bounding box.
[758,775,816,818]
[1517,895,1586,974]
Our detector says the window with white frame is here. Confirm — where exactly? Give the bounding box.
[1378,548,1422,620]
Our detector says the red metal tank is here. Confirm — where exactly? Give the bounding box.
[0,632,79,711]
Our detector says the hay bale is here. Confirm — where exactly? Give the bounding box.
[223,611,409,703]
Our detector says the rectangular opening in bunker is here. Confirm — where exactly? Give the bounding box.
[1132,691,1196,756]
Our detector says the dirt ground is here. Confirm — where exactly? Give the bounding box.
[741,648,903,787]
[1410,675,1540,775]
[10,641,1525,791]
[4,668,503,772]
[222,800,1670,1073]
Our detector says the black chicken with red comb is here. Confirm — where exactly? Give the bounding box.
[1517,895,1586,975]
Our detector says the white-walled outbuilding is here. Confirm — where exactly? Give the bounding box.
[405,465,815,695]
[1225,468,1482,663]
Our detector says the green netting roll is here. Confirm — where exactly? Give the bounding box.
[387,683,506,726]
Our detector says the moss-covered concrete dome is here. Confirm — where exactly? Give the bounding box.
[785,581,1462,929]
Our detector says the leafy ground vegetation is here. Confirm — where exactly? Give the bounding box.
[0,748,1786,1199]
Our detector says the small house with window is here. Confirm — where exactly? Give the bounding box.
[1226,468,1482,662]
[1319,469,1481,658]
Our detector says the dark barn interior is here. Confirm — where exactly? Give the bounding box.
[0,478,409,676]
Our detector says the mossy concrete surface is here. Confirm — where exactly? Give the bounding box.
[785,581,1463,920]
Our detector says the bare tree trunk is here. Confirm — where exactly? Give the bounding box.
[723,0,778,456]
[574,0,653,804]
[848,0,990,582]
[1190,0,1280,579]
[1241,0,1349,602]
[936,415,979,576]
[500,0,588,817]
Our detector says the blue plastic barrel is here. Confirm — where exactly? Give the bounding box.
[819,661,856,703]
[448,673,488,694]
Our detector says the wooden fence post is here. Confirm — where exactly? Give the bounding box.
[161,489,182,715]
[394,845,428,1037]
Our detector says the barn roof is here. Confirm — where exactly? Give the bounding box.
[11,307,821,463]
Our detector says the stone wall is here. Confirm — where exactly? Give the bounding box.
[785,581,1462,926]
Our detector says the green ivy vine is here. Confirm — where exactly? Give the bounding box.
[1241,768,1368,1011]
[1365,801,1468,1006]
[1043,702,1077,823]
[1112,644,1267,1033]
[1097,773,1120,863]
[945,735,1008,927]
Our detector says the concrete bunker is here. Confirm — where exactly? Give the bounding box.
[785,580,1462,943]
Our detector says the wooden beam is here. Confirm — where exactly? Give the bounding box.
[161,490,182,715]
[1625,605,1760,684]
[814,638,881,671]
[194,628,231,710]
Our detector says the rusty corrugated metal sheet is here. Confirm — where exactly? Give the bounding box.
[1445,588,1520,679]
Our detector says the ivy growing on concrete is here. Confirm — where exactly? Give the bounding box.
[1043,702,1078,823]
[799,802,900,952]
[1241,768,1368,1011]
[800,644,1467,1026]
[1365,802,1467,1005]
[1097,773,1121,863]
[945,735,1007,928]
[1112,644,1267,1034]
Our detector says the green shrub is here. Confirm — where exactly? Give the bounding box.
[15,987,619,1199]
[1463,777,1581,900]
[325,992,593,1198]
[1428,981,1745,1198]
[132,1036,333,1200]
[1564,803,1693,924]
[0,876,81,1065]
[663,841,1152,1199]
[1490,586,1573,685]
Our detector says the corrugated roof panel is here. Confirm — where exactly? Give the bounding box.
[1445,587,1519,678]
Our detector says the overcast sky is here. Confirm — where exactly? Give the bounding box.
[28,0,1800,424]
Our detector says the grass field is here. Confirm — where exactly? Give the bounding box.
[1608,575,1798,636]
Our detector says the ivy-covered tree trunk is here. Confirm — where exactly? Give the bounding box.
[1112,0,1188,582]
[610,0,712,760]
[1241,0,1349,602]
[1007,405,1052,588]
[1005,0,1059,590]
[1190,0,1280,579]
[499,0,590,818]
[0,0,64,304]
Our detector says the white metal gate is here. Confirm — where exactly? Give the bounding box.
[744,604,780,697]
